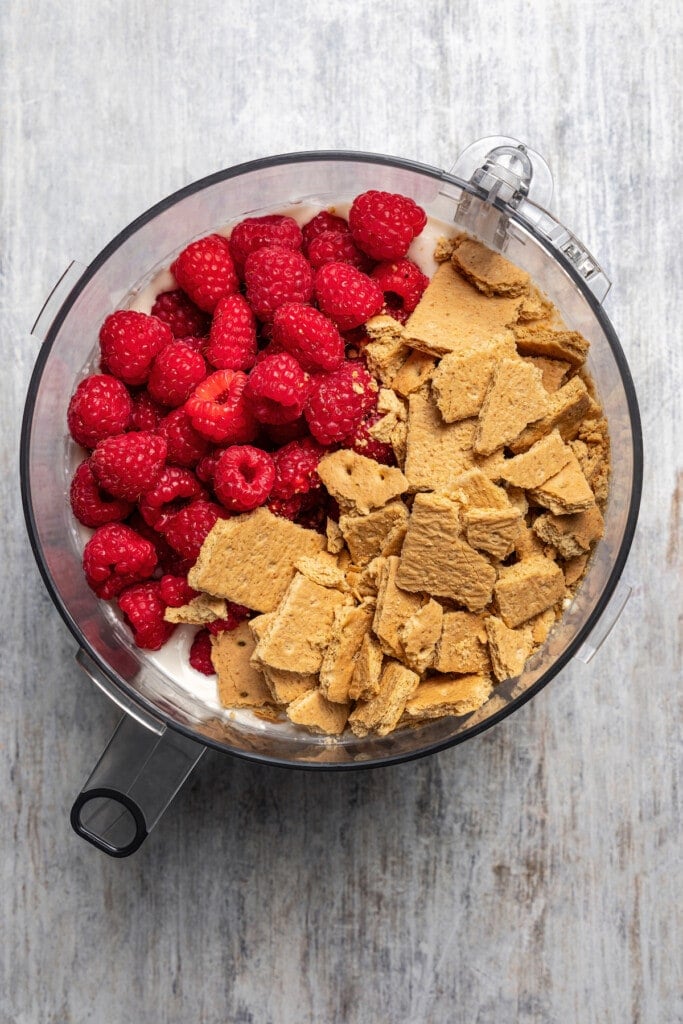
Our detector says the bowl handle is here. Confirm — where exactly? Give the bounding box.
[70,715,206,857]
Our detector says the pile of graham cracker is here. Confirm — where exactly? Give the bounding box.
[167,235,611,739]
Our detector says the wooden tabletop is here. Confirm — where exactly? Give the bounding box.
[2,1,680,1021]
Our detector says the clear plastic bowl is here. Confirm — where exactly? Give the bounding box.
[21,151,642,855]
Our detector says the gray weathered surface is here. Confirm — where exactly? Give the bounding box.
[1,1,681,1022]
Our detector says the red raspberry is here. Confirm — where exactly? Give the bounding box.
[301,210,348,252]
[272,303,344,373]
[157,407,210,467]
[267,494,304,520]
[228,215,303,274]
[129,390,167,431]
[83,523,158,599]
[70,460,134,528]
[128,510,193,578]
[349,190,427,261]
[307,230,372,272]
[372,258,429,319]
[99,310,173,386]
[271,438,323,500]
[67,374,133,449]
[151,289,210,338]
[171,234,238,313]
[90,431,167,501]
[205,294,257,371]
[314,263,384,331]
[138,466,204,529]
[345,411,396,465]
[244,246,313,322]
[147,340,207,407]
[253,338,286,365]
[261,417,309,447]
[304,360,378,444]
[206,602,251,634]
[213,445,275,512]
[244,352,310,425]
[161,498,226,561]
[159,574,200,607]
[189,629,215,674]
[185,369,257,444]
[195,449,222,484]
[118,581,176,651]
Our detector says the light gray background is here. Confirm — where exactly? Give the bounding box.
[2,1,681,1022]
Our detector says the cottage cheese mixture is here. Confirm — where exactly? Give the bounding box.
[67,192,610,737]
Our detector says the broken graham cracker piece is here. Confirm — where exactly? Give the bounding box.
[363,315,410,384]
[396,493,497,612]
[402,674,492,722]
[164,593,227,625]
[188,508,325,613]
[338,501,409,567]
[348,633,384,701]
[430,332,517,422]
[485,616,534,682]
[294,552,347,590]
[211,622,275,709]
[448,467,510,510]
[391,350,437,397]
[509,376,592,453]
[326,518,345,554]
[348,660,420,737]
[494,555,565,628]
[404,261,522,357]
[523,356,570,393]
[253,573,349,674]
[499,431,574,489]
[513,323,590,368]
[434,611,490,675]
[528,607,557,645]
[517,286,553,324]
[514,522,548,561]
[319,602,375,704]
[463,506,523,560]
[249,612,319,703]
[399,599,443,674]
[404,391,476,492]
[317,449,407,516]
[373,555,424,658]
[562,553,589,587]
[533,504,604,559]
[286,689,350,736]
[474,357,549,455]
[451,238,531,298]
[529,450,596,515]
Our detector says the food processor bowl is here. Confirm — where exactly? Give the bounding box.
[21,142,642,856]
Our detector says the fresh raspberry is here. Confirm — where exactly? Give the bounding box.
[90,431,167,501]
[213,445,275,512]
[266,494,304,520]
[345,411,396,465]
[128,510,193,578]
[99,310,173,386]
[253,338,286,364]
[307,230,372,272]
[171,234,238,313]
[83,523,157,599]
[151,289,210,338]
[205,294,257,371]
[67,374,133,449]
[271,438,324,500]
[147,340,207,407]
[301,210,348,252]
[161,498,226,561]
[178,335,206,354]
[206,601,251,635]
[156,407,210,467]
[372,258,429,319]
[228,215,303,274]
[185,369,257,444]
[260,417,309,447]
[159,574,200,607]
[189,629,215,674]
[244,246,313,322]
[314,262,384,331]
[349,190,427,261]
[195,449,222,484]
[129,389,167,431]
[272,302,344,373]
[118,581,176,651]
[244,352,310,425]
[304,360,378,444]
[69,460,134,528]
[138,466,204,530]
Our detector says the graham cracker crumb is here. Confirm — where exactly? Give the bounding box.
[448,467,511,510]
[562,553,589,587]
[452,238,531,298]
[517,286,553,324]
[364,315,410,384]
[463,506,523,560]
[475,358,549,456]
[499,431,574,489]
[434,611,490,675]
[391,350,437,397]
[287,689,350,735]
[339,501,409,567]
[514,523,548,561]
[317,449,408,515]
[373,555,424,658]
[529,451,596,515]
[163,593,227,625]
[404,390,476,492]
[348,632,384,701]
[528,607,557,645]
[533,505,604,558]
[509,376,591,453]
[513,323,590,368]
[494,555,565,628]
[485,615,534,682]
[348,660,420,737]
[399,599,443,674]
[294,552,347,590]
[402,674,492,721]
[431,332,517,422]
[523,356,571,393]
[212,622,275,709]
[319,602,375,704]
[326,518,345,554]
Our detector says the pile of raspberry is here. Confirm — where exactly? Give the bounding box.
[68,191,428,666]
